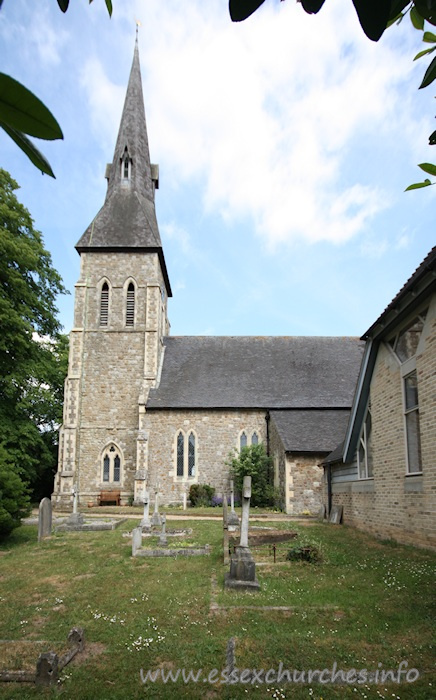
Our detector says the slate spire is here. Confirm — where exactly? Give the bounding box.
[76,36,170,294]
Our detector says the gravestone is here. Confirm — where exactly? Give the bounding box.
[317,505,326,521]
[329,505,343,524]
[150,483,162,527]
[140,490,151,531]
[158,515,168,547]
[132,526,142,556]
[227,480,240,530]
[225,475,260,591]
[35,652,59,686]
[223,491,230,565]
[38,498,52,542]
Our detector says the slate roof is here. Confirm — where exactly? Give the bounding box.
[75,38,172,295]
[147,336,364,409]
[270,410,351,453]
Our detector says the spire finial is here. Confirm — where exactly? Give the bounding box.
[135,19,141,41]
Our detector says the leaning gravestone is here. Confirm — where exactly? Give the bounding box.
[329,505,343,524]
[158,515,168,547]
[38,498,52,542]
[225,475,260,591]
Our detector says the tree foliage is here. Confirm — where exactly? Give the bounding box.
[0,446,31,539]
[0,169,68,519]
[228,443,275,507]
[0,0,112,177]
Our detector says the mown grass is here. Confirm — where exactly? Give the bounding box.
[0,518,434,699]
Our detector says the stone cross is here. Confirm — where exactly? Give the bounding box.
[182,491,187,511]
[72,485,78,514]
[38,497,52,542]
[239,475,251,548]
[140,490,151,530]
[227,479,240,528]
[150,482,162,526]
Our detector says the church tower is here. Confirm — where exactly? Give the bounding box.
[53,37,171,508]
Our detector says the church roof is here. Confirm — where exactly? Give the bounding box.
[75,37,172,295]
[147,336,364,409]
[270,409,350,453]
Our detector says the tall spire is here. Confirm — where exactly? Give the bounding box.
[76,36,169,296]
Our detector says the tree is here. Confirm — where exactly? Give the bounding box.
[0,169,68,517]
[0,0,113,177]
[228,443,275,507]
[0,445,31,539]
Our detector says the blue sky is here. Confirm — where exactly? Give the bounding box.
[1,0,434,338]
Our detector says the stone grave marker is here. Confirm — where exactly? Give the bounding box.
[225,475,260,591]
[329,505,343,524]
[140,490,151,531]
[158,515,168,547]
[150,483,162,527]
[38,497,52,542]
[132,526,142,556]
[227,479,240,530]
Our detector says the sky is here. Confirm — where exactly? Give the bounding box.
[1,0,435,338]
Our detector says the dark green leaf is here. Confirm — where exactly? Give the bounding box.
[0,123,55,178]
[57,0,69,12]
[301,0,326,14]
[411,6,425,30]
[418,162,436,175]
[0,74,63,140]
[423,31,436,42]
[229,0,265,22]
[352,0,392,41]
[419,55,436,88]
[105,0,113,16]
[388,0,410,22]
[414,46,436,60]
[414,0,436,25]
[429,130,436,145]
[405,179,433,190]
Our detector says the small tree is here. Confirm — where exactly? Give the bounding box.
[227,443,275,507]
[0,446,31,540]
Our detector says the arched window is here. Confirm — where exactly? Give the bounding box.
[126,282,135,326]
[176,432,184,477]
[188,432,196,477]
[121,147,131,181]
[101,444,122,483]
[251,432,259,445]
[100,282,109,326]
[175,430,197,480]
[240,432,247,450]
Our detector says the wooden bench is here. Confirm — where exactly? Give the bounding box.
[99,490,121,506]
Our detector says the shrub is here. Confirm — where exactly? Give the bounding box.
[227,443,275,508]
[188,484,215,507]
[286,538,323,564]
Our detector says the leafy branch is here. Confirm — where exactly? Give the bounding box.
[0,0,112,178]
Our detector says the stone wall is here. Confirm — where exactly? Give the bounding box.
[144,409,267,505]
[53,250,169,508]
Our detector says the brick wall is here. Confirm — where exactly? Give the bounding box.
[330,298,436,550]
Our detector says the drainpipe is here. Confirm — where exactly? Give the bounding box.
[327,464,332,517]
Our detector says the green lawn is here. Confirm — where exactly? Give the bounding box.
[0,518,434,699]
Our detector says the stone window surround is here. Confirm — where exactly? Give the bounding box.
[124,277,137,327]
[101,442,123,485]
[237,429,260,451]
[173,429,198,483]
[98,277,111,327]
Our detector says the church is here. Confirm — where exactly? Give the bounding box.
[52,39,364,514]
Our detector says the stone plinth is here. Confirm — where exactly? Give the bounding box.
[225,545,260,591]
